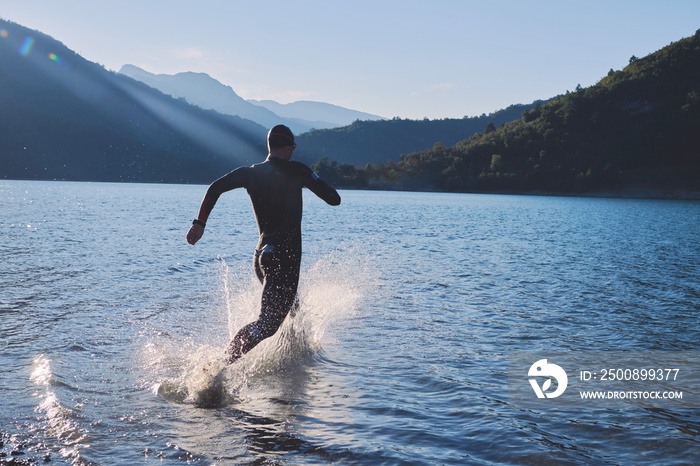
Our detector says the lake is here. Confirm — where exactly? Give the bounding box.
[1,180,699,464]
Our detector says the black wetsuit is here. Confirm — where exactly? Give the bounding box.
[200,157,340,361]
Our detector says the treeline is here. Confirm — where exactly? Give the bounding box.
[312,31,700,196]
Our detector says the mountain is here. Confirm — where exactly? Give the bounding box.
[119,65,307,132]
[248,99,385,129]
[120,65,383,133]
[312,31,700,197]
[0,19,268,183]
[4,18,697,197]
[293,102,549,166]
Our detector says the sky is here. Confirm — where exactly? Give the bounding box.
[3,0,700,120]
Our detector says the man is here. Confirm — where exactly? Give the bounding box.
[186,125,341,364]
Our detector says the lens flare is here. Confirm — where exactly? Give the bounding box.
[20,36,35,56]
[0,29,9,39]
[48,53,61,62]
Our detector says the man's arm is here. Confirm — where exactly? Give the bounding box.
[186,167,251,245]
[296,163,340,206]
[307,172,341,206]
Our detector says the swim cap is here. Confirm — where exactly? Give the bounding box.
[267,124,296,148]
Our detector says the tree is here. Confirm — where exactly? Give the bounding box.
[490,154,503,172]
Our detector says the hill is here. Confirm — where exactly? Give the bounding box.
[293,102,549,166]
[0,19,268,184]
[314,31,700,197]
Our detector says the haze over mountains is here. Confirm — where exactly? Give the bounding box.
[0,18,267,183]
[249,99,385,129]
[119,65,384,133]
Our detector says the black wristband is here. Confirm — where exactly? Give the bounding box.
[192,219,206,227]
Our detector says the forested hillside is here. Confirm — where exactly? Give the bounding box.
[312,31,700,197]
[294,102,548,166]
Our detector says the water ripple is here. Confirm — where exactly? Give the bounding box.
[1,183,698,464]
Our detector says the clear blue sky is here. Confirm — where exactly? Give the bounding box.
[3,0,699,120]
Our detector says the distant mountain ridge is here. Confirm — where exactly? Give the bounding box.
[118,64,298,131]
[248,99,386,128]
[119,65,384,133]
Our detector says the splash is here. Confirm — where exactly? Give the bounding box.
[149,245,374,407]
[222,245,370,373]
[153,344,231,408]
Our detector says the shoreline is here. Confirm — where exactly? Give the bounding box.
[2,177,699,201]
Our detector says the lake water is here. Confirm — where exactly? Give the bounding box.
[1,180,699,465]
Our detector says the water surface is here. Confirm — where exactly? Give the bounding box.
[1,181,699,464]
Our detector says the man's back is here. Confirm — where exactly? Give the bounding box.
[246,158,309,250]
[196,157,340,252]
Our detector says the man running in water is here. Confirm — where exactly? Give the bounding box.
[186,125,341,363]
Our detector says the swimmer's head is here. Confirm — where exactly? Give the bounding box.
[267,125,296,149]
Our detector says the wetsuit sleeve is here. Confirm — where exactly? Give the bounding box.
[196,167,252,222]
[299,165,341,206]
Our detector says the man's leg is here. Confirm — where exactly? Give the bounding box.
[225,250,299,363]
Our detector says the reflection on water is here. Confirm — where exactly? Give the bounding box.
[30,354,89,463]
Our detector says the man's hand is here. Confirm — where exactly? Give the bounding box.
[186,224,204,245]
